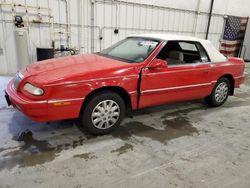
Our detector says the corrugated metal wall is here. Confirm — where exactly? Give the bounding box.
[95,1,224,51]
[0,0,226,74]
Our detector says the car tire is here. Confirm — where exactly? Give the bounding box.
[205,77,230,107]
[79,91,125,135]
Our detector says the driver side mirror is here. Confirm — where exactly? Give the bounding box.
[148,58,167,69]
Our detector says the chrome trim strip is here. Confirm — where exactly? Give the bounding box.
[129,91,137,95]
[167,61,227,68]
[234,75,244,79]
[168,61,211,68]
[18,72,24,79]
[45,74,139,87]
[141,83,212,94]
[143,67,211,76]
[48,98,85,103]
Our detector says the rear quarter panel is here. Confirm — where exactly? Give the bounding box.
[210,57,245,88]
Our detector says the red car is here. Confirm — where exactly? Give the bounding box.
[5,34,245,135]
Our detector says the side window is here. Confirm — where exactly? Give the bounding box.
[179,42,198,52]
[196,43,210,62]
[156,41,185,65]
[156,41,209,65]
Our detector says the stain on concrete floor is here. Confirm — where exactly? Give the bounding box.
[162,116,198,141]
[111,143,134,156]
[0,131,96,170]
[112,115,198,144]
[0,112,199,170]
[73,152,96,161]
[0,132,59,170]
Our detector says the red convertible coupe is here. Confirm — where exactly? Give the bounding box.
[5,34,245,135]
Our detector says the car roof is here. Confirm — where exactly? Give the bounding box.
[129,33,227,62]
[129,33,204,42]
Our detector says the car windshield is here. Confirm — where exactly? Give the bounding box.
[99,37,160,63]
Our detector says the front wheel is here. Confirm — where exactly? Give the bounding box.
[78,91,125,135]
[205,77,230,107]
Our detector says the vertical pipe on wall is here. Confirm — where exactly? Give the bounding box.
[193,0,201,36]
[125,3,128,36]
[61,0,70,47]
[86,0,89,52]
[205,0,214,39]
[102,0,105,52]
[90,0,94,52]
[58,0,61,47]
[0,2,8,73]
[138,3,141,31]
[82,0,85,53]
[78,0,82,53]
[47,0,55,49]
[110,2,113,45]
[67,0,71,48]
[115,2,118,29]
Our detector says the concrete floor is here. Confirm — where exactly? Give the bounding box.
[0,65,250,188]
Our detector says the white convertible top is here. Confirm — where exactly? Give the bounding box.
[129,33,227,62]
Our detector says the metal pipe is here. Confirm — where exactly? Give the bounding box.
[0,18,222,36]
[193,0,201,36]
[47,0,54,48]
[58,0,62,47]
[61,0,70,48]
[0,2,50,11]
[0,9,51,17]
[82,0,86,53]
[205,0,214,39]
[66,0,71,47]
[56,0,70,48]
[95,0,224,17]
[115,2,118,29]
[90,0,94,52]
[0,0,55,47]
[1,17,223,37]
[50,16,55,48]
[0,1,8,73]
[78,0,82,53]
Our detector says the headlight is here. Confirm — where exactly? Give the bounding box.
[23,83,44,96]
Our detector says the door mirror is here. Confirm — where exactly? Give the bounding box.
[148,58,167,69]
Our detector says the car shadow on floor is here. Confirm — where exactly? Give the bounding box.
[5,99,208,150]
[7,99,206,138]
[0,99,210,170]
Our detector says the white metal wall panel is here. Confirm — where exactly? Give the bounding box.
[0,0,249,74]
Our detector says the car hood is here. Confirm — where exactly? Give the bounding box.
[25,54,138,84]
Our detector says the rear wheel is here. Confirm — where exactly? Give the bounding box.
[205,77,230,107]
[79,91,125,135]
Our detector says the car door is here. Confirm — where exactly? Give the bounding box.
[139,41,213,108]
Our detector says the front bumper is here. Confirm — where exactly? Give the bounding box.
[5,80,48,121]
[5,79,83,122]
